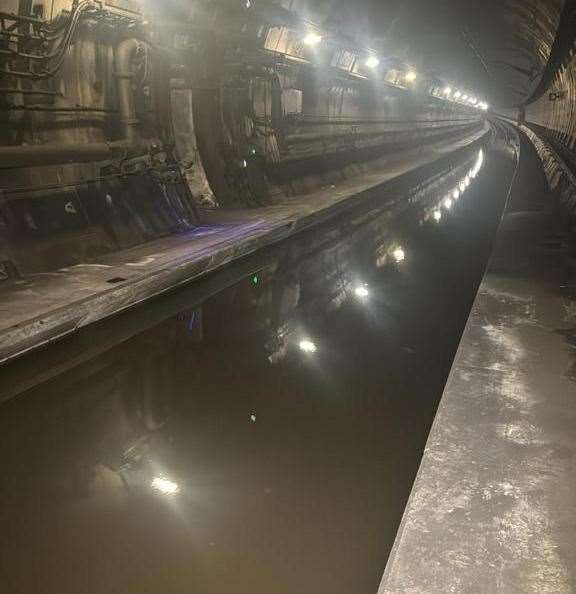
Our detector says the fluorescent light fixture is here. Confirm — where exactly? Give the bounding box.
[299,339,317,353]
[303,32,322,46]
[151,477,180,495]
[365,55,380,68]
[392,247,405,263]
[354,285,370,298]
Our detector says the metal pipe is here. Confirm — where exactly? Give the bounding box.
[114,38,146,143]
[0,140,152,170]
[0,38,152,170]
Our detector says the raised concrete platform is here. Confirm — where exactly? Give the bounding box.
[0,126,487,363]
[378,132,576,592]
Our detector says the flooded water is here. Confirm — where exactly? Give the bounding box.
[0,143,514,594]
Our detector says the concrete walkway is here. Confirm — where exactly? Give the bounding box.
[378,133,576,592]
[0,127,486,363]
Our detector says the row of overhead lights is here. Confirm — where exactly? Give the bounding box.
[303,31,488,109]
[441,87,489,111]
[302,31,418,84]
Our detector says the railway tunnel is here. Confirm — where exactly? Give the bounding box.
[1,1,576,593]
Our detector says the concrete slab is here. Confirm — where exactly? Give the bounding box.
[378,133,576,592]
[0,126,487,363]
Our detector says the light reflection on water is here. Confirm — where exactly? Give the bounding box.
[0,144,504,594]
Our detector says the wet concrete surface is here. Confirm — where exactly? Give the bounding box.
[0,143,511,594]
[379,133,576,592]
[0,127,487,364]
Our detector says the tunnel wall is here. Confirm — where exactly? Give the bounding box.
[521,1,576,220]
[524,2,576,151]
[0,0,484,278]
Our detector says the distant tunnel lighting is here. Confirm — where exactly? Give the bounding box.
[443,197,453,209]
[479,102,489,111]
[433,210,442,222]
[405,70,417,82]
[303,32,322,46]
[354,285,370,298]
[365,55,380,68]
[151,477,180,495]
[392,247,406,262]
[299,339,317,353]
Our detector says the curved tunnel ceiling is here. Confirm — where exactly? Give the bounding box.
[372,0,565,107]
[301,0,565,107]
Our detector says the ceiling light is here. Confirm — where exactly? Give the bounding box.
[299,339,317,353]
[151,477,180,495]
[392,247,406,262]
[365,55,380,68]
[303,32,322,46]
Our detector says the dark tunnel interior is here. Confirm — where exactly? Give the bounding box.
[1,1,576,593]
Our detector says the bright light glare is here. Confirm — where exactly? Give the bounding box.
[444,87,452,95]
[469,97,477,105]
[354,285,370,298]
[462,94,468,101]
[454,91,461,98]
[151,477,180,495]
[433,210,442,222]
[443,197,453,209]
[299,339,317,353]
[459,181,466,191]
[453,189,460,199]
[392,247,405,263]
[405,70,417,82]
[365,55,380,68]
[303,32,322,46]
